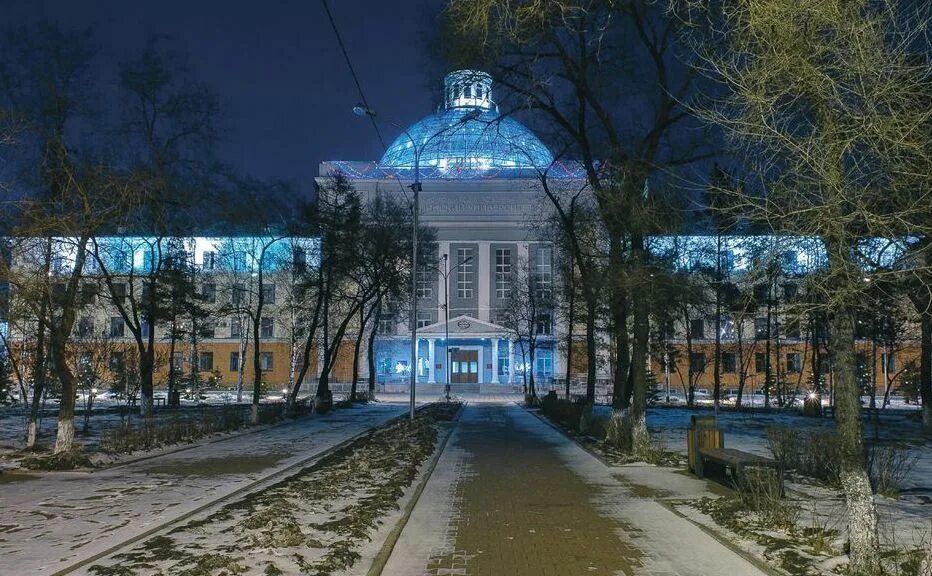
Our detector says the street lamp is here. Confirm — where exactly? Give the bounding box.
[439,253,473,401]
[353,104,481,420]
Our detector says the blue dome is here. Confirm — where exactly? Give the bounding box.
[379,109,554,172]
[377,70,553,174]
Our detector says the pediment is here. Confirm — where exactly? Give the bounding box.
[418,315,509,336]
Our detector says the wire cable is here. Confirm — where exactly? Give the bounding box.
[320,0,413,207]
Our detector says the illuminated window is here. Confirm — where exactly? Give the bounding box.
[457,248,473,299]
[417,311,432,328]
[495,249,511,299]
[416,264,432,298]
[261,352,274,371]
[534,247,552,297]
[199,352,213,371]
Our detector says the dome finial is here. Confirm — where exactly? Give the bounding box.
[443,70,496,112]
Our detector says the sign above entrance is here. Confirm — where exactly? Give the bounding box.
[416,314,508,338]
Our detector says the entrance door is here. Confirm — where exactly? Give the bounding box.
[451,349,479,384]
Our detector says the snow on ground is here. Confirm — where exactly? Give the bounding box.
[0,403,408,576]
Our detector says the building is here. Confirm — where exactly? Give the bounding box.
[323,70,585,393]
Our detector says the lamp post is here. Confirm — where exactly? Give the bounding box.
[353,105,480,420]
[439,253,473,401]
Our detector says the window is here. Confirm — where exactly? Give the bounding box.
[261,283,276,304]
[109,351,125,372]
[229,352,240,372]
[535,313,552,336]
[786,352,802,373]
[753,283,769,302]
[416,264,432,298]
[755,352,769,373]
[416,311,432,328]
[141,319,151,338]
[260,351,274,371]
[882,352,896,373]
[233,252,247,272]
[754,317,769,340]
[783,282,798,301]
[232,283,246,305]
[689,353,706,374]
[784,316,801,339]
[456,248,473,299]
[199,321,215,339]
[110,317,125,338]
[202,283,216,303]
[231,317,243,339]
[199,352,214,371]
[172,353,184,371]
[292,247,307,273]
[77,317,94,338]
[80,283,97,305]
[378,315,394,335]
[534,246,553,297]
[535,348,554,378]
[689,318,705,340]
[142,249,154,272]
[112,282,127,304]
[497,342,509,377]
[261,317,274,338]
[495,248,512,299]
[721,352,737,373]
[202,250,217,270]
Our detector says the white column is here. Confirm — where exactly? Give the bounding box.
[427,339,436,383]
[478,345,484,384]
[477,241,491,321]
[491,339,500,383]
[508,339,515,384]
[316,341,325,379]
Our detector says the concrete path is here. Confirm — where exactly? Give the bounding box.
[0,403,406,575]
[382,402,769,576]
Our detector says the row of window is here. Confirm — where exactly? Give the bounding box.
[683,314,888,341]
[426,247,552,301]
[186,351,275,372]
[684,352,897,375]
[377,311,554,334]
[70,281,279,306]
[78,317,277,340]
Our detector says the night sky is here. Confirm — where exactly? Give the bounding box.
[4,0,448,200]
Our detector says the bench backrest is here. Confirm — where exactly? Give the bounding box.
[687,415,724,472]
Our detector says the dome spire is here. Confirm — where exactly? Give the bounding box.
[442,70,496,112]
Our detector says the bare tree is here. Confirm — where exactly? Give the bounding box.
[442,0,711,453]
[671,1,932,570]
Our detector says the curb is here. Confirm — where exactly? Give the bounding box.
[367,402,466,576]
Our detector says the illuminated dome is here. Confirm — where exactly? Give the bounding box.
[378,70,554,174]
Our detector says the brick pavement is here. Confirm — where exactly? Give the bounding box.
[382,403,770,576]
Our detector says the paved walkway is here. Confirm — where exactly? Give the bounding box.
[0,403,406,575]
[383,402,769,576]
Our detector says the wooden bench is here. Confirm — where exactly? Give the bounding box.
[697,447,782,488]
[688,415,783,490]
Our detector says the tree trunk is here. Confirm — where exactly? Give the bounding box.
[826,249,879,574]
[367,298,381,400]
[609,236,630,411]
[920,312,931,430]
[585,295,597,404]
[139,352,154,418]
[564,253,576,400]
[237,326,248,403]
[350,306,366,402]
[629,235,650,454]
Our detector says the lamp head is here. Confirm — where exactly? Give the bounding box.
[353,104,374,117]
